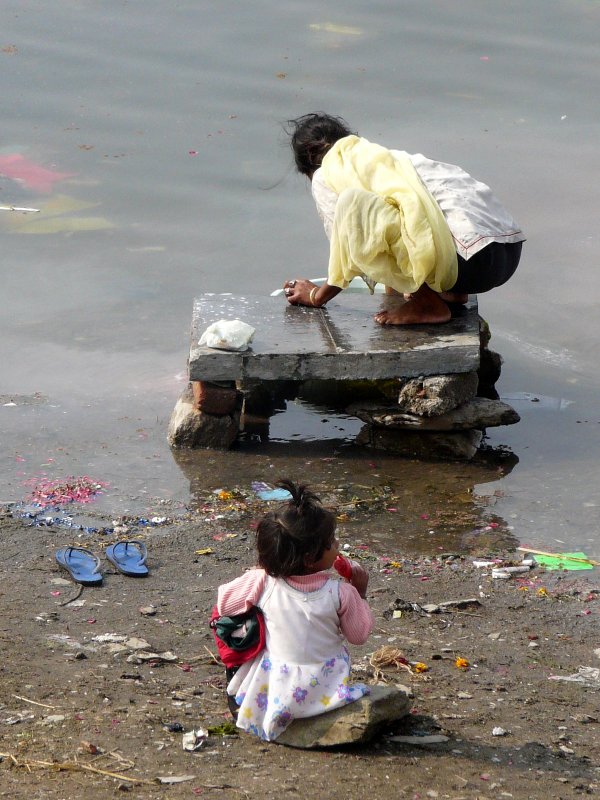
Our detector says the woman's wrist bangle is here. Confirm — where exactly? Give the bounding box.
[309,287,319,307]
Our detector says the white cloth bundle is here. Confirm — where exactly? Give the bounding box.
[199,319,255,352]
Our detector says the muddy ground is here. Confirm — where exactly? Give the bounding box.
[1,496,599,800]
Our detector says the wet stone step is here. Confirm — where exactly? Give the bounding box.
[189,293,481,383]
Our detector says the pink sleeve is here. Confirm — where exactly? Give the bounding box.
[217,568,267,616]
[338,582,375,645]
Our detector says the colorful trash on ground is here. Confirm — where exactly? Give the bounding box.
[24,476,108,508]
[522,549,596,571]
[251,481,292,502]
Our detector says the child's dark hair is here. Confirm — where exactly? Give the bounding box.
[256,479,337,577]
[286,113,356,177]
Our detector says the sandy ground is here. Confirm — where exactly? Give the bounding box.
[1,499,599,800]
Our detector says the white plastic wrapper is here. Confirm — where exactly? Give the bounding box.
[198,319,255,351]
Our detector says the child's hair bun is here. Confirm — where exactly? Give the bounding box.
[255,478,337,577]
[277,478,319,512]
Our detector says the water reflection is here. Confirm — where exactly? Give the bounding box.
[3,0,597,555]
[171,434,518,556]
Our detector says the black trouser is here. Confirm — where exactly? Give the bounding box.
[450,241,522,295]
[225,666,240,717]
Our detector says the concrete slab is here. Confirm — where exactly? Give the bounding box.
[189,294,480,382]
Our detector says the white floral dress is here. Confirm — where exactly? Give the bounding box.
[227,575,370,741]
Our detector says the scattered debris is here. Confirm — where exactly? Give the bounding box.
[422,598,482,613]
[492,566,531,579]
[549,666,600,688]
[92,633,127,644]
[13,694,56,710]
[0,752,156,785]
[182,728,209,751]
[0,711,35,725]
[386,597,481,616]
[36,611,59,624]
[156,775,196,784]
[387,734,449,746]
[126,651,177,664]
[206,722,238,736]
[78,740,102,755]
[24,476,108,508]
[369,646,428,680]
[251,481,292,502]
[517,547,599,569]
[42,715,66,726]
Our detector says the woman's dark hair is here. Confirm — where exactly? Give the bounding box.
[256,478,337,577]
[286,113,356,177]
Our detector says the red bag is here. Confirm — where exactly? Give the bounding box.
[209,605,266,669]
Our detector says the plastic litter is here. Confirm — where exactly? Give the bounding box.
[199,319,255,351]
[251,481,292,501]
[548,666,600,688]
[492,565,531,579]
[519,548,597,570]
[156,775,196,784]
[126,650,177,664]
[182,728,208,751]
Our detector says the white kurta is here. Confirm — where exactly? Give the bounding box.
[312,153,525,261]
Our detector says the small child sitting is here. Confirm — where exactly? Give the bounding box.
[216,479,374,741]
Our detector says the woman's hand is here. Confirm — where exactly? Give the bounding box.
[282,280,342,308]
[283,278,319,307]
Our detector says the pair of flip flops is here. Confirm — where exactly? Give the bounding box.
[55,541,148,586]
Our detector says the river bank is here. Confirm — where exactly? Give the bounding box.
[1,497,599,800]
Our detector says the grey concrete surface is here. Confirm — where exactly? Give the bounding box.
[189,294,480,382]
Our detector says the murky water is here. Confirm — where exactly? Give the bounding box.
[2,0,600,557]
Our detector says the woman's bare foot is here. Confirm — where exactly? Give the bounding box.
[404,290,467,303]
[374,283,451,325]
[440,290,468,304]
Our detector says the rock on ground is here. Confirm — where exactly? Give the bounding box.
[276,685,411,748]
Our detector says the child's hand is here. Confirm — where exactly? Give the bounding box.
[333,555,353,580]
[348,561,369,599]
[335,556,369,598]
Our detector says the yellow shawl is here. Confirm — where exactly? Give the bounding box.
[320,135,457,294]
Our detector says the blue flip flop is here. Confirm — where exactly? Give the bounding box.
[105,540,149,577]
[55,546,103,586]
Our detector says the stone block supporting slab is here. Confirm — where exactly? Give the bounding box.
[237,379,298,417]
[356,426,483,460]
[169,294,518,457]
[478,347,503,399]
[167,385,242,449]
[348,397,520,431]
[192,381,239,416]
[397,371,479,416]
